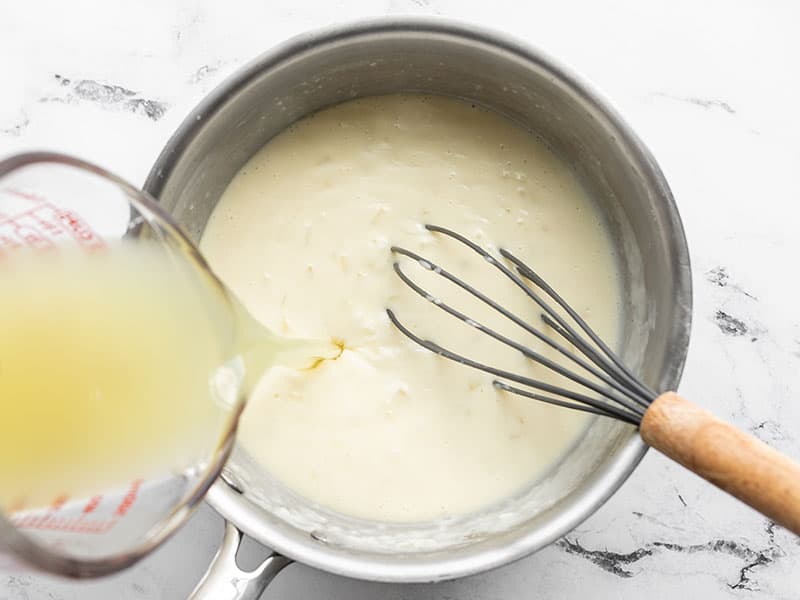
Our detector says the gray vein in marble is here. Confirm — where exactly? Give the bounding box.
[388,0,442,13]
[682,97,736,114]
[558,538,652,577]
[707,266,730,287]
[715,310,749,337]
[174,7,203,42]
[750,419,789,445]
[654,92,736,114]
[630,510,690,532]
[40,74,169,121]
[190,64,220,83]
[131,581,146,595]
[1,115,30,137]
[706,266,757,300]
[559,521,785,590]
[729,522,778,591]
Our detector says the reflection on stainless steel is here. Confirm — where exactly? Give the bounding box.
[189,522,290,600]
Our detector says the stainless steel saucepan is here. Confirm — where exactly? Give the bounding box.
[144,17,692,599]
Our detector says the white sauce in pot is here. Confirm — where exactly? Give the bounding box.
[200,95,621,522]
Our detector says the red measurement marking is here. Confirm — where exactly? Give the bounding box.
[32,211,67,238]
[0,230,22,250]
[0,199,105,251]
[55,208,104,248]
[115,479,143,517]
[0,205,55,223]
[83,495,103,514]
[11,221,53,250]
[49,494,69,511]
[11,514,114,534]
[7,481,145,534]
[8,479,146,535]
[4,188,45,203]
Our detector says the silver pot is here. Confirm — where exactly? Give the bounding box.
[144,17,692,599]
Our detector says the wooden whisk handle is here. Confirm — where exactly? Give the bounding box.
[640,392,800,535]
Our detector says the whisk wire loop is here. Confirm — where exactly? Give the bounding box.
[498,247,657,402]
[390,247,647,407]
[390,259,647,417]
[385,308,644,423]
[387,224,655,424]
[425,225,655,406]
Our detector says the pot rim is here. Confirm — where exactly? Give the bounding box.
[145,15,692,583]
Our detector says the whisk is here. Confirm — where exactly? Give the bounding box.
[387,224,800,535]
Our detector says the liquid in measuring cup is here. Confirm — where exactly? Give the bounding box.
[0,154,343,575]
[0,240,340,565]
[0,241,236,511]
[0,239,343,510]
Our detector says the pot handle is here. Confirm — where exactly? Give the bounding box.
[641,392,800,534]
[189,521,291,600]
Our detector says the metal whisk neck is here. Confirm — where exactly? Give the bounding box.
[387,224,657,426]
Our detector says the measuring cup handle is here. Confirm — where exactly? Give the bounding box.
[189,521,291,600]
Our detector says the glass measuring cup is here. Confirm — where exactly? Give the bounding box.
[0,152,317,577]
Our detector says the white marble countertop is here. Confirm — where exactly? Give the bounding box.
[2,1,800,598]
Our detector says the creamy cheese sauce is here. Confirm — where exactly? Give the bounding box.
[200,95,621,522]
